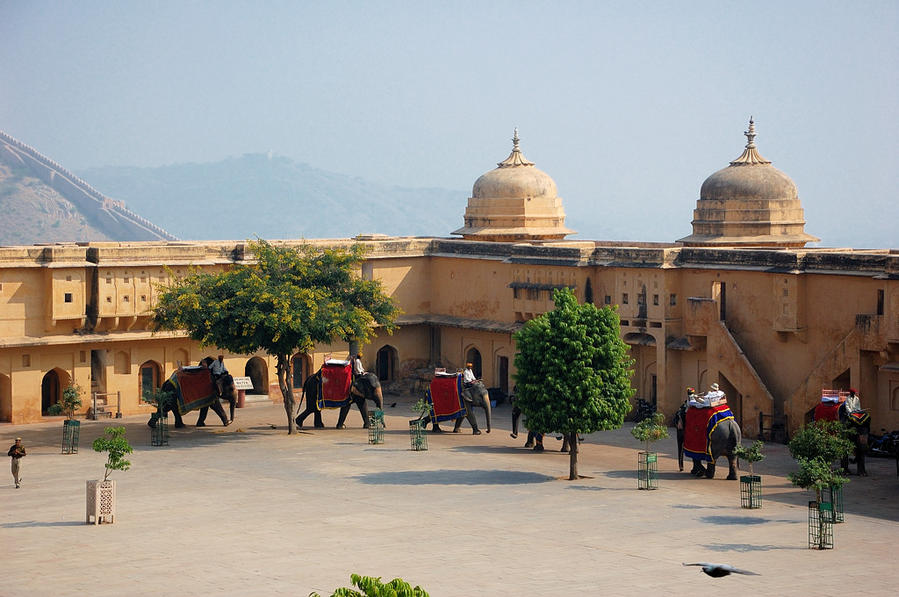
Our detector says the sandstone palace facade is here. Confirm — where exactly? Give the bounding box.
[1,124,897,438]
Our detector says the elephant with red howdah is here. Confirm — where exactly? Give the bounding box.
[682,399,741,480]
[295,369,384,429]
[148,361,237,429]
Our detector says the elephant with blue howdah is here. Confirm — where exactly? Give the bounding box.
[684,408,742,480]
[147,372,237,429]
[294,371,383,429]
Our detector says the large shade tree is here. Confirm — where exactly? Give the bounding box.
[513,288,634,479]
[152,240,399,434]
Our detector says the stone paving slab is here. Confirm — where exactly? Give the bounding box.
[2,399,897,596]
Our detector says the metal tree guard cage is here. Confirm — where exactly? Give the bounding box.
[740,474,762,509]
[62,419,80,454]
[824,485,844,523]
[808,501,834,549]
[409,419,428,451]
[368,409,385,444]
[151,414,169,447]
[637,451,658,490]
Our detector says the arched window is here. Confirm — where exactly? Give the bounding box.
[376,345,398,382]
[465,347,482,379]
[0,373,11,422]
[139,361,162,399]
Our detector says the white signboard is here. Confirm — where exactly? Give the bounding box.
[233,376,254,390]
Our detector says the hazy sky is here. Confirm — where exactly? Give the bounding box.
[1,1,896,247]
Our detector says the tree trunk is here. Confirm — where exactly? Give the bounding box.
[568,432,579,480]
[276,354,296,435]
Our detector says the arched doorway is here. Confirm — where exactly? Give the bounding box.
[291,353,310,390]
[465,347,482,379]
[0,373,11,422]
[585,278,593,304]
[376,345,397,382]
[245,357,269,395]
[139,360,162,400]
[42,368,71,415]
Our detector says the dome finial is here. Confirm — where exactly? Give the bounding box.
[498,128,534,168]
[730,116,770,166]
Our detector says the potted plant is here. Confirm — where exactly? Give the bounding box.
[86,426,133,525]
[788,420,853,548]
[409,397,430,451]
[734,440,765,508]
[143,387,174,446]
[48,383,84,454]
[310,573,429,597]
[630,412,669,490]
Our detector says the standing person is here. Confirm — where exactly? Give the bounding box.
[208,355,228,396]
[8,437,25,489]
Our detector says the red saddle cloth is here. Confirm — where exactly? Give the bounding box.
[170,367,218,415]
[318,363,353,409]
[683,404,734,462]
[814,402,841,422]
[427,374,466,422]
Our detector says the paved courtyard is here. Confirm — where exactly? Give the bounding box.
[2,397,897,596]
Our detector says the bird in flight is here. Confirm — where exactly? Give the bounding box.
[683,563,761,578]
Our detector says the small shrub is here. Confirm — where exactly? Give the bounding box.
[92,426,133,482]
[309,574,429,597]
[48,384,84,420]
[734,440,765,476]
[630,412,669,453]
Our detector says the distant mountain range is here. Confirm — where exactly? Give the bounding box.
[78,154,467,241]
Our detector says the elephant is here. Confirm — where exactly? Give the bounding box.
[147,372,236,429]
[685,410,742,480]
[295,370,384,429]
[452,380,492,434]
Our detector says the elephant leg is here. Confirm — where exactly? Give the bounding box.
[148,412,158,428]
[196,406,209,426]
[336,404,351,429]
[210,399,229,426]
[295,403,315,428]
[690,459,705,476]
[465,408,481,435]
[228,398,236,424]
[726,454,738,480]
[170,406,185,429]
[452,416,463,433]
[533,433,545,452]
[676,430,685,472]
[357,397,371,429]
[524,430,535,448]
[705,461,716,479]
[511,406,521,439]
[856,438,867,476]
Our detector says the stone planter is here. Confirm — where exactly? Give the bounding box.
[637,451,658,490]
[808,501,833,550]
[409,419,428,451]
[740,474,762,509]
[61,419,80,454]
[86,480,116,525]
[368,409,385,445]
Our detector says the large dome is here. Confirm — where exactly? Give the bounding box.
[677,119,818,248]
[452,130,574,242]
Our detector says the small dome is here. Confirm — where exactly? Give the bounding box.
[452,130,574,242]
[472,163,558,200]
[700,162,798,202]
[677,118,818,248]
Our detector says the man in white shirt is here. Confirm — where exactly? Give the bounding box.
[353,353,366,377]
[844,388,862,413]
[462,363,476,387]
[208,355,228,395]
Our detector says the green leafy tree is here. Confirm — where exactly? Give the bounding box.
[513,288,635,480]
[788,420,853,464]
[309,574,429,597]
[152,240,399,434]
[48,383,84,420]
[631,412,669,453]
[92,426,133,481]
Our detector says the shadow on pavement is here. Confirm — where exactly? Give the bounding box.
[2,520,84,528]
[701,542,804,552]
[698,515,798,525]
[353,469,555,485]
